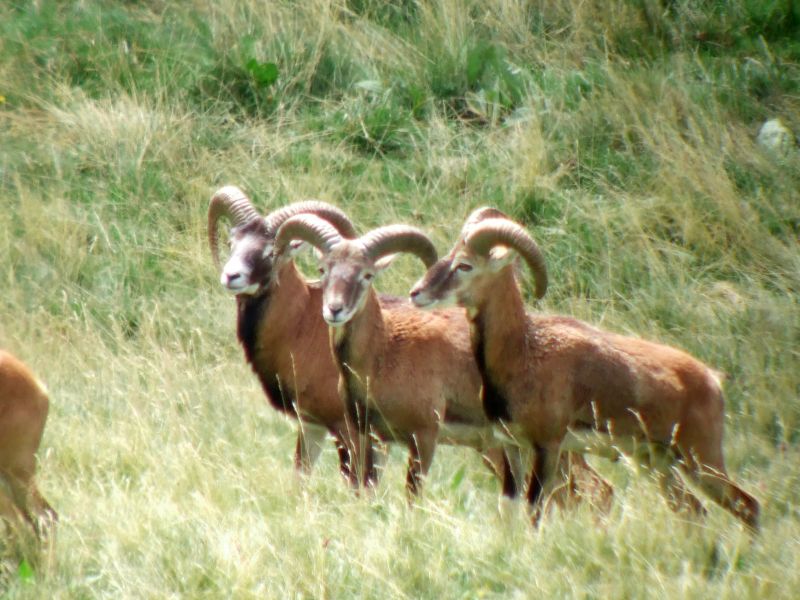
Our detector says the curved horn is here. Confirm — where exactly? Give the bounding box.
[208,186,262,270]
[465,218,548,299]
[266,201,357,239]
[463,206,509,232]
[361,225,438,268]
[274,214,344,257]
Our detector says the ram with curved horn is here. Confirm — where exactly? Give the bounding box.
[274,215,611,505]
[409,207,760,531]
[208,185,380,485]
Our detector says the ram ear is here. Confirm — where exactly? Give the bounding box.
[487,246,515,271]
[272,239,307,261]
[288,239,306,255]
[374,253,397,271]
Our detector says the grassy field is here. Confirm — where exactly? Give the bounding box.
[1,0,799,597]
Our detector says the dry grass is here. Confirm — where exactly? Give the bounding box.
[1,0,798,596]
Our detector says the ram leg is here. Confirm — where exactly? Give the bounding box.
[482,446,525,499]
[567,452,614,514]
[527,442,562,525]
[406,428,438,497]
[294,423,328,474]
[654,461,707,518]
[678,448,759,532]
[1,472,56,542]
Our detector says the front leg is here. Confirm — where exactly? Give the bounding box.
[339,412,375,490]
[294,422,328,474]
[481,445,529,500]
[331,422,361,486]
[340,376,377,489]
[406,427,439,497]
[527,441,563,525]
[503,445,528,499]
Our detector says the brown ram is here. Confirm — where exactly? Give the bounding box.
[274,214,612,505]
[409,208,759,531]
[209,186,371,483]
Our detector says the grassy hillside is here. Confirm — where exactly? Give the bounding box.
[1,0,798,597]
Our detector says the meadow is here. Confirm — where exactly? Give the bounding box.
[1,0,799,597]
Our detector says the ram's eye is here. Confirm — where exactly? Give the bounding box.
[318,266,326,275]
[456,263,473,272]
[363,272,374,281]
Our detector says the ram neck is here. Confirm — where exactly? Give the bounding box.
[468,266,528,421]
[236,261,310,413]
[331,289,385,383]
[264,261,311,327]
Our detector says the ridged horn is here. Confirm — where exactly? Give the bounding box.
[465,218,548,299]
[274,214,344,257]
[265,201,357,239]
[463,206,509,232]
[208,186,262,270]
[361,225,438,268]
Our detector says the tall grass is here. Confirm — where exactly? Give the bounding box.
[1,0,798,596]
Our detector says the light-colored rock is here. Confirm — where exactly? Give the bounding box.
[756,118,796,156]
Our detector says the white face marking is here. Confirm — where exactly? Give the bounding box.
[221,255,251,291]
[322,306,347,327]
[410,253,477,308]
[220,234,270,294]
[317,245,375,327]
[409,282,441,308]
[322,286,364,326]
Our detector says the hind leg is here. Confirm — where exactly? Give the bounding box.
[672,385,760,531]
[531,450,614,516]
[657,465,706,517]
[28,482,57,539]
[640,442,707,518]
[565,453,614,515]
[0,479,28,534]
[2,472,56,541]
[540,452,607,515]
[680,460,759,532]
[677,437,759,531]
[0,486,36,560]
[542,452,579,513]
[17,479,57,541]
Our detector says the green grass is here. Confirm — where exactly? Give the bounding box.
[1,0,799,596]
